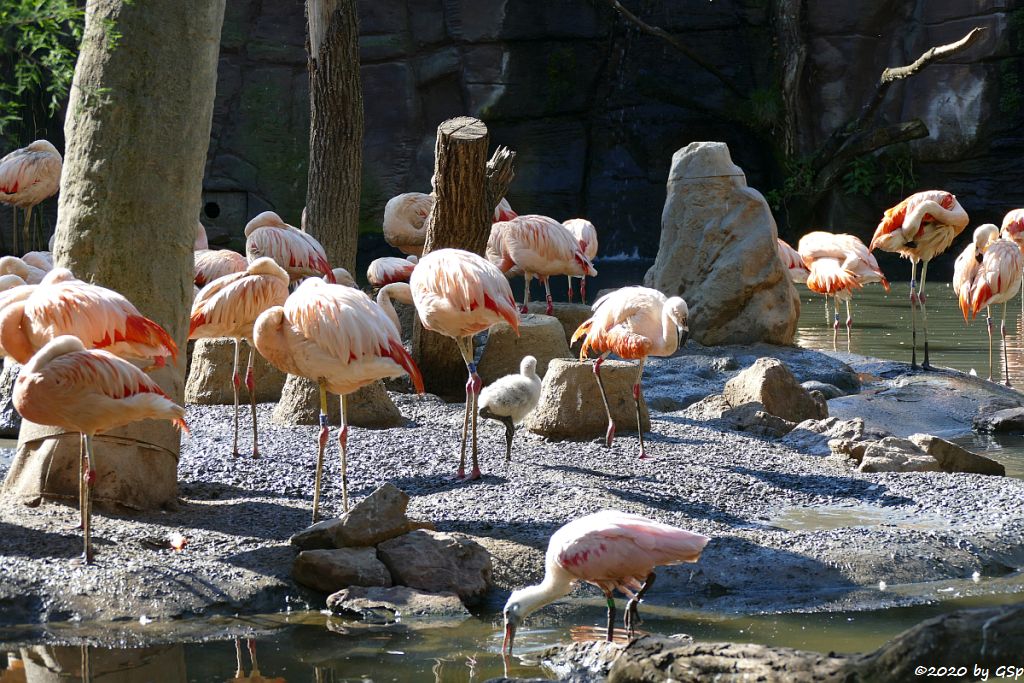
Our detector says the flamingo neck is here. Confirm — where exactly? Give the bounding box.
[0,300,34,364]
[515,569,575,621]
[377,283,412,336]
[658,309,679,356]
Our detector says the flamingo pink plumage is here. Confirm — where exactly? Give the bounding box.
[870,190,969,368]
[502,510,709,652]
[776,238,809,284]
[13,335,187,562]
[0,268,177,369]
[488,215,597,315]
[0,140,62,254]
[366,255,417,288]
[493,197,517,223]
[194,220,209,251]
[999,209,1024,315]
[0,255,47,285]
[572,287,688,459]
[563,218,599,304]
[244,211,334,283]
[409,248,520,480]
[382,192,433,257]
[189,257,290,457]
[254,277,425,519]
[194,249,248,288]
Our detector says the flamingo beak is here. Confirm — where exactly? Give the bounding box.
[503,622,515,654]
[678,328,689,348]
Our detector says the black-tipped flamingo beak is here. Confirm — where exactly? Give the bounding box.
[678,328,689,347]
[503,622,516,654]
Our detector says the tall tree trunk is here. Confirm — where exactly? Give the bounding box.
[2,0,225,510]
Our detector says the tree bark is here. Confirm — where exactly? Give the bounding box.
[2,0,224,510]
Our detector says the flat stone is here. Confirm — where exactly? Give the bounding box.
[801,380,846,399]
[272,375,406,428]
[779,417,866,456]
[858,438,940,473]
[974,406,1024,433]
[478,313,568,385]
[292,548,392,593]
[376,530,493,606]
[185,338,287,405]
[326,585,469,623]
[909,434,1005,476]
[724,358,828,423]
[681,393,732,420]
[524,358,650,440]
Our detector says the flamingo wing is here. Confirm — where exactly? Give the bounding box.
[190,270,289,338]
[411,249,520,337]
[971,240,1024,316]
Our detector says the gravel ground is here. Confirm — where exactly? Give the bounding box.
[2,346,1023,633]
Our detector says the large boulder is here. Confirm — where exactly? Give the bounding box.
[376,530,493,605]
[524,358,649,440]
[724,358,827,423]
[858,438,941,474]
[908,434,1005,476]
[643,142,799,345]
[272,375,405,429]
[185,338,287,405]
[292,547,393,593]
[478,313,568,384]
[778,417,867,456]
[0,360,21,437]
[290,483,434,550]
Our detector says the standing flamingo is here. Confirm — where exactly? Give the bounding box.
[999,209,1024,315]
[254,278,424,520]
[244,211,334,283]
[189,258,290,458]
[194,249,248,288]
[0,140,62,254]
[366,255,417,289]
[954,224,1023,385]
[572,287,688,458]
[0,268,177,368]
[409,248,520,480]
[502,510,709,652]
[870,190,969,369]
[563,218,599,304]
[798,231,889,350]
[777,238,810,285]
[488,215,597,315]
[13,335,187,563]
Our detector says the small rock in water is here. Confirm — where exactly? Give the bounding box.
[376,530,493,606]
[326,585,469,623]
[292,547,393,593]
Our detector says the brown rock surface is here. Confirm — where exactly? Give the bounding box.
[292,548,393,593]
[376,530,493,605]
[723,358,827,423]
[185,338,287,405]
[478,313,568,385]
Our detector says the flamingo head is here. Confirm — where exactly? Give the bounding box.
[26,140,60,156]
[244,211,287,237]
[666,296,689,347]
[973,224,999,259]
[502,592,529,654]
[870,198,910,251]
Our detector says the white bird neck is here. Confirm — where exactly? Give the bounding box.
[657,308,680,356]
[514,567,575,620]
[377,283,412,336]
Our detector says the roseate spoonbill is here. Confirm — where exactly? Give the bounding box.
[870,190,969,369]
[954,224,1022,385]
[194,220,209,250]
[502,510,709,652]
[331,267,357,288]
[189,258,290,457]
[0,268,177,369]
[367,255,417,289]
[13,335,187,563]
[0,255,47,285]
[409,248,520,480]
[478,355,542,462]
[244,211,334,283]
[0,140,61,253]
[254,278,424,519]
[488,215,597,315]
[798,231,889,350]
[999,208,1024,314]
[563,218,598,304]
[194,249,247,288]
[572,287,688,458]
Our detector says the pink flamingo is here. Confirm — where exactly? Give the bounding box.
[488,215,597,315]
[366,255,417,288]
[13,335,187,563]
[871,190,969,368]
[493,197,518,223]
[331,267,357,288]
[0,140,62,254]
[572,287,688,459]
[194,249,248,288]
[254,277,425,520]
[798,231,889,350]
[0,268,177,369]
[244,211,335,283]
[409,248,520,480]
[194,220,209,250]
[954,224,1023,385]
[999,208,1024,314]
[502,510,709,652]
[563,218,599,304]
[776,238,809,285]
[383,192,519,257]
[0,255,47,285]
[189,258,290,457]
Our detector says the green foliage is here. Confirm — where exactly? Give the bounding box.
[740,86,783,132]
[0,0,83,147]
[842,154,877,196]
[840,147,916,199]
[999,61,1022,116]
[882,146,915,197]
[766,156,814,211]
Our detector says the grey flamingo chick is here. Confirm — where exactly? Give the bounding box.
[478,355,542,462]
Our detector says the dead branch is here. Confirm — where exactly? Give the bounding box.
[485,145,517,216]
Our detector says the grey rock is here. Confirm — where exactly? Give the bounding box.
[909,434,1005,476]
[290,483,433,550]
[973,406,1024,433]
[523,301,594,349]
[185,338,287,405]
[722,402,795,438]
[724,358,828,423]
[292,548,393,593]
[272,375,406,429]
[779,417,866,456]
[377,530,493,605]
[478,314,567,385]
[681,393,731,420]
[858,438,940,474]
[801,380,846,399]
[0,361,21,437]
[326,585,469,623]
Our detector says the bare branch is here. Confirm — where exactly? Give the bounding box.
[813,120,929,194]
[485,145,517,214]
[881,27,987,83]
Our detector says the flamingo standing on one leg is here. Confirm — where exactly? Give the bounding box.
[502,509,709,652]
[244,211,335,283]
[798,231,889,350]
[999,208,1024,316]
[189,258,290,458]
[367,255,417,289]
[870,190,969,369]
[254,278,424,520]
[12,336,187,563]
[571,287,689,458]
[0,140,62,254]
[194,249,247,288]
[488,215,597,315]
[409,249,520,480]
[563,219,598,304]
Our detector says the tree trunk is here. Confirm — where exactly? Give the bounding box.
[2,0,225,510]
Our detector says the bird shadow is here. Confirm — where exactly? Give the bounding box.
[533,463,632,481]
[0,520,92,560]
[728,465,916,507]
[604,486,772,530]
[131,498,311,541]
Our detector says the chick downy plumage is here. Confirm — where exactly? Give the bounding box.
[478,355,542,462]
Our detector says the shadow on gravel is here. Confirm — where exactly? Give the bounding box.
[0,521,85,559]
[606,487,770,530]
[388,473,510,496]
[535,463,632,481]
[137,499,310,540]
[222,544,297,580]
[178,481,306,502]
[729,466,915,506]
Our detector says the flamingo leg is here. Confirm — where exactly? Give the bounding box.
[521,272,532,314]
[625,572,656,638]
[23,205,32,255]
[339,393,349,512]
[231,338,241,457]
[234,639,245,678]
[1003,302,1011,387]
[987,308,994,381]
[633,358,647,459]
[82,433,96,563]
[823,295,830,326]
[11,206,17,255]
[604,592,616,643]
[245,343,258,458]
[542,275,553,316]
[581,275,588,304]
[499,414,515,462]
[78,433,86,531]
[311,380,329,524]
[457,336,482,480]
[832,296,839,351]
[593,353,615,447]
[567,275,574,303]
[920,260,933,370]
[459,378,471,479]
[845,299,852,352]
[248,638,260,676]
[909,259,919,369]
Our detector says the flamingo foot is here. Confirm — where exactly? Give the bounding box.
[456,466,466,480]
[605,422,616,448]
[519,304,528,314]
[545,294,554,316]
[469,465,481,480]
